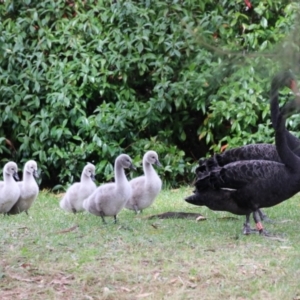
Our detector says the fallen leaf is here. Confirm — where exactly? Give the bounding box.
[148,212,206,219]
[56,225,79,234]
[217,216,239,220]
[119,287,131,292]
[20,263,32,269]
[49,274,74,286]
[6,272,42,283]
[204,248,216,252]
[136,293,153,298]
[151,224,158,229]
[168,278,178,284]
[187,282,197,289]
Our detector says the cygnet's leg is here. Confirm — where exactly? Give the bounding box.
[133,205,139,214]
[71,208,77,214]
[114,215,117,224]
[25,210,29,216]
[243,214,258,235]
[99,211,107,224]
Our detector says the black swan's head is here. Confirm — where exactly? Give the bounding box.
[271,70,298,94]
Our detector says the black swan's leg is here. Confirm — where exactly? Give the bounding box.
[253,210,273,236]
[258,209,273,223]
[253,210,264,234]
[243,214,258,235]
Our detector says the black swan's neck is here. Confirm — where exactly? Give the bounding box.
[271,75,300,170]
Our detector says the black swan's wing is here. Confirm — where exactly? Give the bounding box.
[196,159,285,190]
[216,144,281,164]
[196,143,281,175]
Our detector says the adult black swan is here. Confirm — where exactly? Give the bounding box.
[196,71,299,221]
[185,71,300,236]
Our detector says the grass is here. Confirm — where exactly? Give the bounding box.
[1,187,300,300]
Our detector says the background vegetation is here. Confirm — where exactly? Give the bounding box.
[0,0,299,188]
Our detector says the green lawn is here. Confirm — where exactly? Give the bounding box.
[1,188,300,299]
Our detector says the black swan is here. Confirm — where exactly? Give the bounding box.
[125,150,162,214]
[185,72,300,236]
[196,71,299,221]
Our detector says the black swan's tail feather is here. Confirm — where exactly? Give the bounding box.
[195,173,211,190]
[206,156,220,170]
[195,168,225,190]
[185,189,248,215]
[196,156,220,175]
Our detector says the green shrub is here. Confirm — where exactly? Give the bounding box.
[0,0,299,188]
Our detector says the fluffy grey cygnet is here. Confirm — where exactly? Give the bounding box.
[125,150,162,213]
[83,154,135,223]
[60,163,97,213]
[8,160,39,215]
[0,161,20,213]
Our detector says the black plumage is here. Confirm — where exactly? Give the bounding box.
[186,71,300,235]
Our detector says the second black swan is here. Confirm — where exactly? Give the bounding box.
[185,72,300,236]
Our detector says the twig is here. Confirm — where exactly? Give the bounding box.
[56,225,79,234]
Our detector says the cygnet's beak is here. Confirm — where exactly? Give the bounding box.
[155,159,162,167]
[13,172,20,181]
[33,170,39,178]
[130,163,137,171]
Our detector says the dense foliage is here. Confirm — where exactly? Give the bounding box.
[0,0,299,188]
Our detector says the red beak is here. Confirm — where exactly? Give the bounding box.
[290,79,299,94]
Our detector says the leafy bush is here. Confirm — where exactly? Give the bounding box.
[0,0,299,188]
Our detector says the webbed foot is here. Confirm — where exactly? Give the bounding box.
[243,223,258,235]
